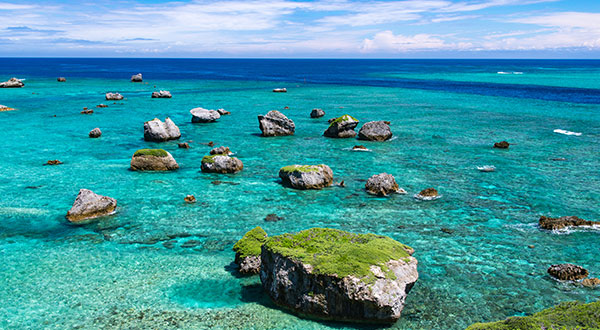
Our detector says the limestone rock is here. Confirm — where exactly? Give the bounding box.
[217,108,231,115]
[310,108,325,118]
[57,77,66,82]
[582,278,600,288]
[273,88,287,93]
[105,93,123,101]
[365,173,406,196]
[279,165,333,190]
[493,141,510,149]
[130,149,179,171]
[89,128,102,138]
[131,73,143,82]
[178,142,190,149]
[190,107,220,123]
[143,117,181,142]
[210,146,231,155]
[201,154,243,174]
[324,115,359,138]
[184,195,196,203]
[539,216,600,231]
[233,227,268,274]
[0,105,15,112]
[66,189,117,223]
[548,263,589,281]
[0,77,24,88]
[414,188,440,201]
[151,90,171,98]
[258,110,295,137]
[358,121,393,141]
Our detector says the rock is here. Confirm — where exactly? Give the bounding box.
[44,160,63,165]
[279,165,333,190]
[258,110,295,137]
[105,93,123,101]
[131,73,143,82]
[324,114,359,138]
[365,173,406,196]
[493,141,510,149]
[358,121,393,141]
[143,117,181,142]
[273,88,287,93]
[352,145,369,151]
[441,228,454,234]
[265,214,284,222]
[217,108,231,115]
[260,228,418,324]
[130,149,179,171]
[328,117,337,124]
[310,108,325,118]
[96,104,108,108]
[477,165,496,172]
[582,278,600,288]
[184,195,196,203]
[81,109,93,114]
[539,215,600,230]
[0,77,24,88]
[201,154,243,174]
[414,188,440,201]
[233,227,267,274]
[178,142,190,149]
[151,90,171,98]
[548,263,589,281]
[210,146,231,155]
[89,128,102,138]
[0,105,15,112]
[57,77,66,82]
[66,189,117,223]
[190,107,220,123]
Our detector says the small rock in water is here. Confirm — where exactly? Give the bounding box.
[548,263,589,281]
[178,142,190,149]
[582,278,600,288]
[105,92,123,101]
[358,121,393,141]
[265,214,284,222]
[96,104,108,108]
[44,160,63,166]
[57,77,66,82]
[528,245,535,249]
[279,164,333,190]
[209,146,231,155]
[283,106,290,109]
[272,88,287,92]
[324,114,359,138]
[415,188,440,201]
[0,77,24,88]
[365,173,405,196]
[539,215,600,230]
[258,110,295,137]
[552,157,567,161]
[190,107,220,123]
[338,180,345,187]
[143,117,181,142]
[81,109,93,114]
[184,195,196,203]
[493,141,510,149]
[89,128,102,138]
[216,108,230,115]
[477,165,496,172]
[352,145,369,151]
[131,73,143,82]
[66,188,117,224]
[0,105,15,112]
[310,108,325,118]
[151,90,171,98]
[441,228,454,234]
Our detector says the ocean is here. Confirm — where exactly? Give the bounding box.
[0,58,599,329]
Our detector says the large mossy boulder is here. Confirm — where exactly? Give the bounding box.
[233,227,268,274]
[201,154,243,174]
[258,110,295,136]
[143,117,181,142]
[466,301,600,330]
[66,189,117,224]
[260,228,418,324]
[130,149,179,171]
[279,165,333,190]
[358,121,393,141]
[539,215,600,230]
[324,114,359,138]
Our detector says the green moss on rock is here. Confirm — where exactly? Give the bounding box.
[233,227,268,258]
[329,114,358,127]
[280,165,321,173]
[133,149,168,158]
[466,301,600,330]
[202,154,219,164]
[263,228,412,281]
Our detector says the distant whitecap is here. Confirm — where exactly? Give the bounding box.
[554,129,582,136]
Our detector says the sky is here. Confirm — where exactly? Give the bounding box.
[0,0,599,58]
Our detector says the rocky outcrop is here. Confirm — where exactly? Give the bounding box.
[414,188,440,201]
[201,153,243,174]
[352,145,369,151]
[130,149,179,171]
[178,142,190,149]
[151,90,172,98]
[105,93,123,101]
[190,107,220,123]
[539,216,600,230]
[273,88,287,93]
[358,121,393,141]
[279,165,333,190]
[143,118,181,142]
[217,108,231,115]
[310,108,325,118]
[583,278,600,288]
[96,104,108,108]
[260,228,418,324]
[0,78,24,88]
[233,227,268,274]
[131,73,143,82]
[210,146,231,155]
[89,128,102,138]
[365,173,406,196]
[0,105,15,112]
[258,110,295,137]
[324,115,359,138]
[184,195,196,203]
[493,141,510,149]
[548,264,589,281]
[44,160,63,165]
[66,189,117,223]
[57,77,66,82]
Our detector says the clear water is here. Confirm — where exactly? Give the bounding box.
[0,59,599,329]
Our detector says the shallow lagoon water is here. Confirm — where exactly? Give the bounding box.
[0,59,599,329]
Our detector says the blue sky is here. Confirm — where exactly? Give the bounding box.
[1,0,599,58]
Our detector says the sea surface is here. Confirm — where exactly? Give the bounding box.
[0,58,599,330]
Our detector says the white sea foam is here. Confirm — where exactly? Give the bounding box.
[554,129,582,136]
[497,71,524,75]
[413,194,441,201]
[477,165,496,172]
[0,207,48,216]
[344,147,371,152]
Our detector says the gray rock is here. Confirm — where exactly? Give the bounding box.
[210,146,232,155]
[57,77,66,82]
[236,255,261,274]
[310,108,325,118]
[190,107,220,123]
[89,128,102,138]
[66,189,117,223]
[151,90,171,98]
[324,115,359,138]
[279,165,333,190]
[105,93,124,101]
[131,73,143,82]
[273,88,287,93]
[365,173,406,196]
[548,263,589,281]
[0,77,24,88]
[143,117,181,142]
[217,108,231,115]
[201,154,243,174]
[358,121,393,141]
[130,150,179,171]
[539,216,600,230]
[258,110,295,137]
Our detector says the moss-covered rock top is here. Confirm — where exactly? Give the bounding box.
[263,228,413,281]
[233,227,268,258]
[466,301,600,330]
[329,114,358,127]
[201,154,218,164]
[133,149,168,158]
[280,165,322,173]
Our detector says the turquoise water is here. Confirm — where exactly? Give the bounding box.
[0,59,599,329]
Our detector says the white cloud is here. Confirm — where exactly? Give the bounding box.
[361,30,471,52]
